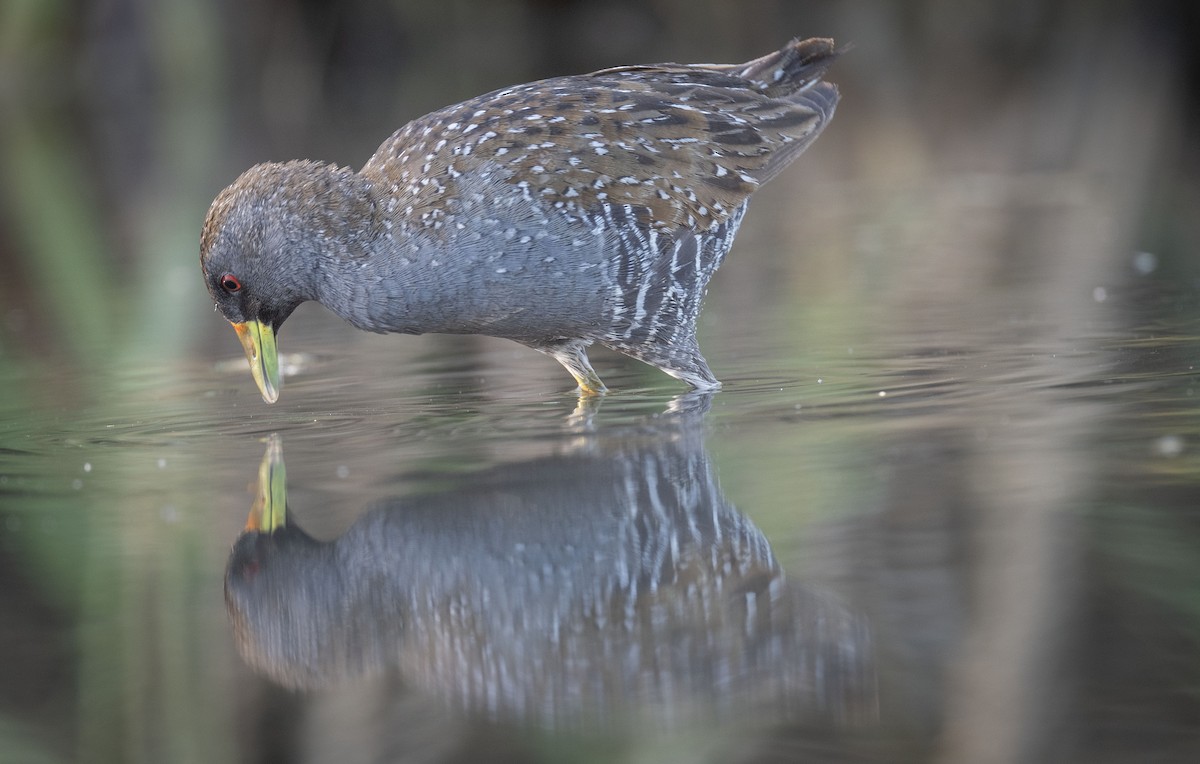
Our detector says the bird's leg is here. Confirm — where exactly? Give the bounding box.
[539,340,608,395]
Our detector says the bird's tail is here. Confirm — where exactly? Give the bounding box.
[734,37,841,98]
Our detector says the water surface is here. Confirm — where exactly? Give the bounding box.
[2,273,1197,763]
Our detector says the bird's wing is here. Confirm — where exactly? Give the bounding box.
[361,38,839,234]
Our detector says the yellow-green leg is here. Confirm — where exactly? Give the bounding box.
[540,340,607,395]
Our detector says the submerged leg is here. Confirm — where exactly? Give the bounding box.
[659,352,722,391]
[602,336,721,391]
[537,339,607,395]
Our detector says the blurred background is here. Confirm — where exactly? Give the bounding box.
[2,0,1198,369]
[2,1,1199,763]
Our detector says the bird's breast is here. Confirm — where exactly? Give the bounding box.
[353,205,619,343]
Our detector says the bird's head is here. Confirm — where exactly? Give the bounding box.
[201,161,375,403]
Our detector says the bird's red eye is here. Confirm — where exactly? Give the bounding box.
[220,274,242,293]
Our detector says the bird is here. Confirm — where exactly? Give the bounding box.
[200,37,840,403]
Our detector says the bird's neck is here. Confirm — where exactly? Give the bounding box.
[313,207,462,336]
[281,168,417,332]
[311,223,432,335]
[249,162,385,310]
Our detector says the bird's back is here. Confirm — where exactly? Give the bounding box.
[362,37,839,236]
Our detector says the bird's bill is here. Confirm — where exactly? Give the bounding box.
[245,434,286,532]
[232,320,281,404]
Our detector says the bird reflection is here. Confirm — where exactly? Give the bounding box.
[225,413,875,730]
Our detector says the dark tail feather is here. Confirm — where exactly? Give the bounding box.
[736,37,841,97]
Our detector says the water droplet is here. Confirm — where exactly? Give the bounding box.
[1132,251,1158,275]
[1155,435,1184,457]
[1092,286,1107,302]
